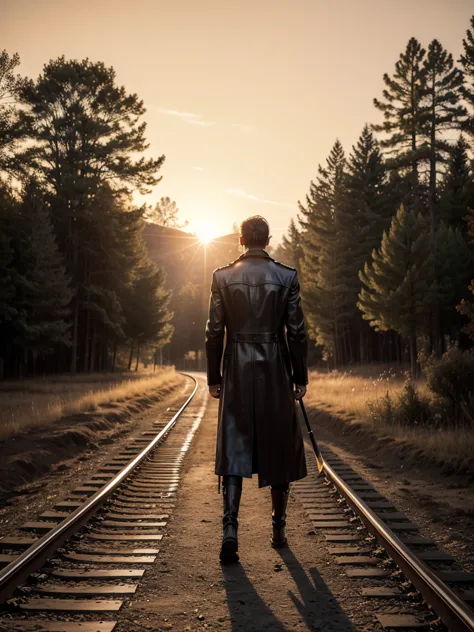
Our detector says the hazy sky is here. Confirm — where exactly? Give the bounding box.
[2,0,473,242]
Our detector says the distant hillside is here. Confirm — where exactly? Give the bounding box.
[143,222,240,288]
[143,223,240,365]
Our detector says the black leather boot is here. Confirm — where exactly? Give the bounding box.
[220,475,242,563]
[271,485,289,548]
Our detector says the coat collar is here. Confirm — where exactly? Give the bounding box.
[239,248,273,260]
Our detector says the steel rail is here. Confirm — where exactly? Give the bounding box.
[320,457,474,632]
[0,374,199,603]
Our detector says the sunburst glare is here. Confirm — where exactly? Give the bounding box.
[191,219,219,244]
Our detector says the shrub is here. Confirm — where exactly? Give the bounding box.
[425,348,474,403]
[425,348,474,426]
[367,380,432,428]
[367,392,394,427]
[396,380,432,427]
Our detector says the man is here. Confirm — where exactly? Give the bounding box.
[205,215,308,564]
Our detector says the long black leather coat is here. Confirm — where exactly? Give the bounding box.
[205,248,308,488]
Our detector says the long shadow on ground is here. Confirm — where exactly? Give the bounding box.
[221,547,356,631]
[277,545,357,631]
[221,561,287,631]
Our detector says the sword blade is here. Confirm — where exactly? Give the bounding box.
[299,399,324,474]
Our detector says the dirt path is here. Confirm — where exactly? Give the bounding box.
[117,382,383,632]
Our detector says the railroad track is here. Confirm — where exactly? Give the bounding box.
[2,375,474,632]
[0,373,206,632]
[293,438,474,632]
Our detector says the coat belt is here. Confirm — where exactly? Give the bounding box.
[231,332,279,342]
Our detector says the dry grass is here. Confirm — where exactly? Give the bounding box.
[306,367,416,422]
[0,367,180,441]
[306,367,474,471]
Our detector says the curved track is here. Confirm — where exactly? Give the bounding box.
[0,373,205,632]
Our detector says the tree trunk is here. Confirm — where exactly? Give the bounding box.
[429,80,438,240]
[135,341,141,372]
[69,202,80,374]
[112,341,117,373]
[103,338,108,371]
[333,321,339,370]
[409,329,418,378]
[20,348,27,379]
[83,304,91,373]
[391,330,398,363]
[347,326,354,365]
[70,295,79,374]
[340,321,348,366]
[128,341,134,370]
[89,318,97,372]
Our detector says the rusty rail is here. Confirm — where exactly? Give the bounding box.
[320,457,474,632]
[0,374,198,603]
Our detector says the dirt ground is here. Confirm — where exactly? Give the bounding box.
[0,375,190,540]
[117,389,391,632]
[1,374,465,630]
[0,371,182,499]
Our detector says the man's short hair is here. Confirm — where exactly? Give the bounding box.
[240,215,270,248]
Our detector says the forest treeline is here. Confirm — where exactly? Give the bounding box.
[0,54,174,378]
[275,16,474,375]
[2,17,474,381]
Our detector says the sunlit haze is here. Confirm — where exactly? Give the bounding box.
[192,217,220,244]
[2,0,472,241]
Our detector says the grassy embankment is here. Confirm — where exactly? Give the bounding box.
[306,367,474,472]
[0,367,181,442]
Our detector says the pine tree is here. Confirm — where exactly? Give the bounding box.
[145,197,188,228]
[455,23,474,339]
[340,125,399,362]
[422,39,466,235]
[458,281,474,341]
[80,187,147,371]
[0,224,14,320]
[79,284,124,372]
[12,181,72,373]
[122,261,173,371]
[0,49,22,180]
[460,15,474,143]
[0,228,13,379]
[457,209,474,341]
[153,321,174,360]
[170,281,202,367]
[300,140,349,366]
[0,186,17,377]
[19,57,165,372]
[418,41,467,355]
[434,222,472,337]
[373,38,427,208]
[273,219,303,271]
[439,136,474,232]
[358,206,435,376]
[344,126,399,274]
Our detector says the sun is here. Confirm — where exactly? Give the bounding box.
[192,219,218,245]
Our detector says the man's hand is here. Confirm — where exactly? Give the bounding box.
[209,384,221,399]
[293,384,306,400]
